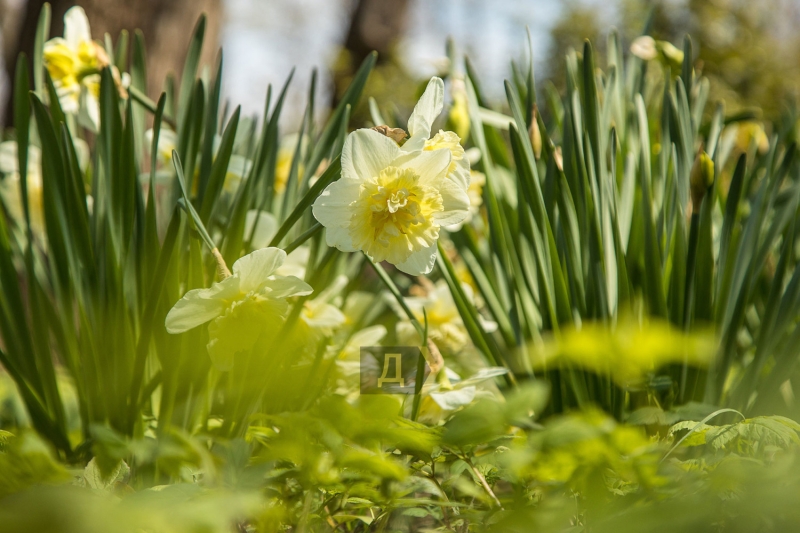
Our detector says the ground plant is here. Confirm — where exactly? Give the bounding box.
[1,4,800,532]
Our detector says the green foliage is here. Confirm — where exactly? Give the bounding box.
[2,3,800,532]
[439,26,800,419]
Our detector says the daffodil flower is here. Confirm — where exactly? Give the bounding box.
[395,279,496,354]
[145,127,252,195]
[145,128,178,169]
[165,247,313,370]
[43,6,105,130]
[416,367,508,424]
[0,142,43,234]
[274,133,308,194]
[244,210,345,332]
[221,155,253,194]
[300,275,347,332]
[0,140,89,238]
[245,210,309,278]
[312,130,470,275]
[448,77,470,142]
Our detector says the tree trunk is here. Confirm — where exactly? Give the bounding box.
[332,0,409,107]
[343,0,409,66]
[3,0,222,127]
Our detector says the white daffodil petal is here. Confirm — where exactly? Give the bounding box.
[64,6,92,49]
[396,244,437,276]
[78,87,100,132]
[275,246,309,278]
[312,177,361,228]
[401,136,426,152]
[245,210,278,250]
[314,274,348,304]
[228,155,252,179]
[165,286,229,333]
[233,247,286,293]
[324,225,357,252]
[434,178,471,226]
[430,386,476,411]
[264,275,313,299]
[342,129,400,182]
[72,139,88,170]
[407,77,444,141]
[304,303,346,329]
[0,142,19,174]
[350,325,388,347]
[393,149,451,186]
[449,156,471,191]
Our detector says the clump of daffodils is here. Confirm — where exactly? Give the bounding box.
[165,247,312,371]
[312,77,471,275]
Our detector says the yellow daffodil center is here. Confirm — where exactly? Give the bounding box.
[44,41,101,89]
[350,166,443,265]
[275,148,303,194]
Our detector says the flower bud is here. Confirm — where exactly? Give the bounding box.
[212,247,231,280]
[529,105,542,160]
[690,151,714,213]
[554,145,564,172]
[448,80,470,142]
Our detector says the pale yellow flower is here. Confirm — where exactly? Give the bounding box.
[300,275,347,333]
[448,78,470,142]
[0,142,43,234]
[145,128,252,195]
[0,140,88,238]
[43,7,103,129]
[145,128,177,169]
[417,367,508,424]
[395,279,496,353]
[312,78,471,275]
[165,247,313,370]
[244,210,309,278]
[274,134,307,194]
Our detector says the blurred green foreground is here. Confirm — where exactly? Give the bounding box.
[2,3,800,532]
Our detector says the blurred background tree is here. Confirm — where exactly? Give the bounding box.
[2,0,800,127]
[331,0,418,126]
[542,0,800,121]
[541,0,605,93]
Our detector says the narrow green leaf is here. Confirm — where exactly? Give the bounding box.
[33,2,51,97]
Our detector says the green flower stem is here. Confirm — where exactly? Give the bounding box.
[461,453,503,509]
[284,222,322,254]
[173,150,232,282]
[268,156,341,248]
[173,151,216,250]
[365,255,426,341]
[437,241,516,387]
[661,408,744,463]
[365,255,430,421]
[129,85,177,128]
